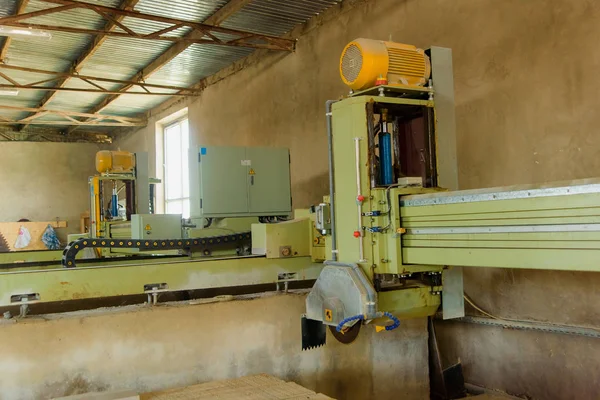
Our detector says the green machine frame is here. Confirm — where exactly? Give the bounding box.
[302,46,600,349]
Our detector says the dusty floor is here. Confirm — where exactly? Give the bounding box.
[141,374,333,400]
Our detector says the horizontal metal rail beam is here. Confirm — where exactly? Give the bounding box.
[0,256,322,307]
[401,179,600,207]
[402,247,600,271]
[399,181,600,272]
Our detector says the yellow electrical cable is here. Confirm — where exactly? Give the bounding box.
[463,293,531,324]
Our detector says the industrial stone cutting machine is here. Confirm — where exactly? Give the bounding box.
[2,39,600,350]
[300,38,600,348]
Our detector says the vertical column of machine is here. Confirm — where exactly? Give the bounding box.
[353,137,367,262]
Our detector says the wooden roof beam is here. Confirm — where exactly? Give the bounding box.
[17,0,139,131]
[0,104,145,123]
[1,0,293,51]
[0,63,202,93]
[66,0,254,134]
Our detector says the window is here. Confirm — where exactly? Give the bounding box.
[164,118,190,218]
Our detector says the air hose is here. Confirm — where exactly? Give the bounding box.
[378,311,400,331]
[336,314,364,332]
[335,312,400,332]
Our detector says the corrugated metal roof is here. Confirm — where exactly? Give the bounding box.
[2,0,123,120]
[0,0,341,135]
[49,78,123,114]
[136,0,229,22]
[221,0,340,36]
[102,91,172,116]
[78,37,173,80]
[6,0,122,69]
[22,0,119,29]
[0,0,16,53]
[0,0,16,16]
[146,44,254,87]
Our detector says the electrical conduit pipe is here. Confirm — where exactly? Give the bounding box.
[326,100,338,261]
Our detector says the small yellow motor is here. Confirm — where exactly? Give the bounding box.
[340,38,431,90]
[95,150,135,174]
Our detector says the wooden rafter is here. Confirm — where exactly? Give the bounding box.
[19,110,49,122]
[0,83,187,96]
[204,0,255,26]
[0,64,202,94]
[0,0,295,51]
[17,0,139,131]
[0,105,146,126]
[0,127,114,143]
[0,4,77,24]
[0,121,136,126]
[0,71,20,86]
[67,0,254,133]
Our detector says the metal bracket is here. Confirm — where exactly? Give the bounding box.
[10,293,40,319]
[144,283,169,306]
[276,272,298,293]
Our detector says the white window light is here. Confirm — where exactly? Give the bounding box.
[164,118,190,218]
[0,89,19,96]
[0,25,52,39]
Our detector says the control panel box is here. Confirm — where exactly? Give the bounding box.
[131,214,182,240]
[192,146,292,218]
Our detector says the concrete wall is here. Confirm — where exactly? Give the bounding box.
[0,293,429,400]
[115,0,600,398]
[0,142,103,241]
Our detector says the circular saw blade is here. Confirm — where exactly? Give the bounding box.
[329,322,361,344]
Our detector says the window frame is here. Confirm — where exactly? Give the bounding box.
[163,117,190,218]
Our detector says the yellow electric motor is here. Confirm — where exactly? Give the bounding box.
[95,150,135,174]
[339,38,431,90]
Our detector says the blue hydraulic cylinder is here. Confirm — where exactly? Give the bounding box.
[111,187,119,217]
[379,132,393,185]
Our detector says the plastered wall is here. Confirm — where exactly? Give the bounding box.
[0,142,103,241]
[0,293,429,400]
[116,0,600,398]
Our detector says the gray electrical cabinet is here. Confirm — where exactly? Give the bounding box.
[193,146,292,218]
[131,214,183,239]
